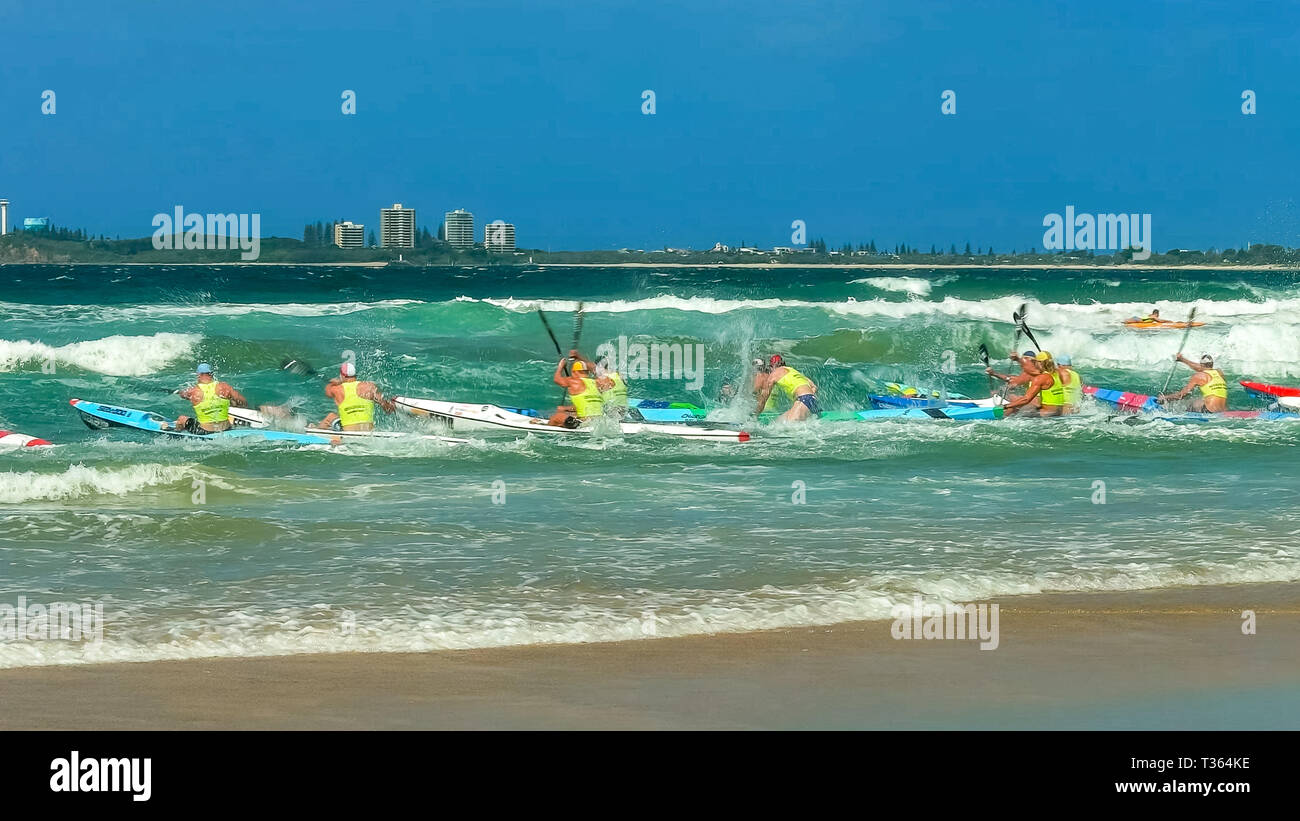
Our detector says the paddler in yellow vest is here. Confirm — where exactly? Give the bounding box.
[549,354,605,426]
[559,350,628,419]
[986,350,1040,396]
[319,362,396,431]
[1003,352,1065,417]
[750,359,779,412]
[1055,354,1083,415]
[592,354,630,418]
[1158,353,1228,412]
[173,363,249,433]
[754,354,820,421]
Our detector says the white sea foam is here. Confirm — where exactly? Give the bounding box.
[479,295,801,314]
[851,276,934,296]
[0,463,195,504]
[474,294,1300,377]
[0,299,420,322]
[476,293,1044,322]
[2,556,1296,668]
[0,333,198,375]
[998,301,1300,377]
[476,292,1300,323]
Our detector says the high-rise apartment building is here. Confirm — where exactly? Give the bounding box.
[444,209,474,249]
[380,204,415,248]
[484,221,516,252]
[334,221,365,248]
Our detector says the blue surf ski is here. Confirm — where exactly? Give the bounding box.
[71,399,336,445]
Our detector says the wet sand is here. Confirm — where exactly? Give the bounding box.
[0,583,1295,730]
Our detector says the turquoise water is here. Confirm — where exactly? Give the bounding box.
[2,264,1299,667]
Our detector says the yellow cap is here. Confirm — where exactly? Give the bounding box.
[1034,351,1052,362]
[571,360,586,372]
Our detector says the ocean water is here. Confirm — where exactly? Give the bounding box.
[2,264,1299,668]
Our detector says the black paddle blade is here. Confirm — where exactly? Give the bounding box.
[1161,306,1201,394]
[1011,303,1027,350]
[1021,325,1042,353]
[978,344,991,366]
[1011,303,1041,353]
[1174,306,1198,353]
[280,358,317,377]
[571,302,586,350]
[538,309,562,355]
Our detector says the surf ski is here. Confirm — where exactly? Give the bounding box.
[227,407,468,445]
[70,399,337,445]
[0,431,52,447]
[394,397,751,442]
[1083,386,1160,413]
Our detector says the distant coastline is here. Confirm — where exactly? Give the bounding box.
[3,261,1295,271]
[544,262,1297,271]
[2,231,1298,270]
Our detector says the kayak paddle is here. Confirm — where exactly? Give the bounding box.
[163,361,315,394]
[540,303,586,406]
[281,358,357,379]
[1011,303,1028,352]
[978,343,994,395]
[1001,303,1030,401]
[566,302,586,402]
[281,358,318,377]
[275,357,340,405]
[538,309,570,406]
[164,359,315,395]
[538,309,563,357]
[1015,308,1042,353]
[1159,306,1199,395]
[571,302,585,353]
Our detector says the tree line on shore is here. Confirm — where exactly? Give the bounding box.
[1,221,1296,266]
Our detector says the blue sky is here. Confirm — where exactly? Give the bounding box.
[2,0,1296,251]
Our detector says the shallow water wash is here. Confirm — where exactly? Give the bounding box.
[2,264,1298,666]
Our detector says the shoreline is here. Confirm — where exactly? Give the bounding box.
[2,582,1295,729]
[543,262,1297,271]
[1,261,1296,271]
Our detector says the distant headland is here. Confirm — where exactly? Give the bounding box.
[1,228,1297,269]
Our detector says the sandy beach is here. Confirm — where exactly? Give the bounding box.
[1,583,1294,730]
